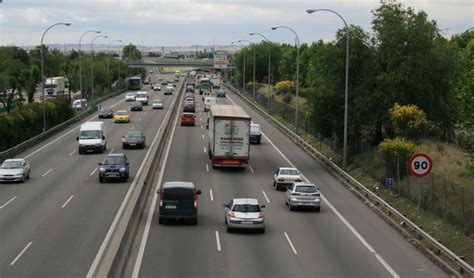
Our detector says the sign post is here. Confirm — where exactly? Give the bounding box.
[408,153,433,213]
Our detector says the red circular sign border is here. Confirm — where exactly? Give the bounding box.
[408,153,433,177]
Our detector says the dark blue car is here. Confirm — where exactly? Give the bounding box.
[98,153,129,183]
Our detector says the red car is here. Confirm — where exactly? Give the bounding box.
[180,113,196,126]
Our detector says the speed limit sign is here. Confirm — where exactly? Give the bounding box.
[408,153,433,177]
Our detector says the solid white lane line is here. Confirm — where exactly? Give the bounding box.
[215,231,222,252]
[42,168,53,177]
[69,150,76,156]
[0,196,17,209]
[10,242,32,266]
[206,164,209,172]
[262,131,399,277]
[90,167,98,176]
[227,95,237,105]
[131,125,135,130]
[204,147,207,153]
[131,87,182,278]
[210,189,214,201]
[201,125,203,129]
[24,97,125,160]
[262,191,270,203]
[108,149,114,155]
[249,165,254,174]
[202,134,204,140]
[61,195,74,208]
[284,232,298,255]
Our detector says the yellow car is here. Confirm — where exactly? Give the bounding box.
[114,110,130,123]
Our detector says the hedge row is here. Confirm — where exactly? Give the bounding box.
[0,98,75,152]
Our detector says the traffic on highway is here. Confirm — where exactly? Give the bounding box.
[0,71,449,277]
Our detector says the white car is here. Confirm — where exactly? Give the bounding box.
[135,91,149,105]
[0,159,31,183]
[125,92,136,102]
[153,84,161,91]
[285,182,321,212]
[224,198,265,233]
[72,99,87,110]
[273,167,303,190]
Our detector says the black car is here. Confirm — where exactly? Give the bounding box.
[158,181,202,224]
[122,131,146,149]
[183,103,195,113]
[98,107,114,118]
[131,101,143,111]
[98,153,129,183]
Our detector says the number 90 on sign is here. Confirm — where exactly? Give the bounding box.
[408,153,432,177]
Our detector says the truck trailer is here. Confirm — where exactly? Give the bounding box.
[207,104,251,169]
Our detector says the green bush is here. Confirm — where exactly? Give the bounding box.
[0,97,74,152]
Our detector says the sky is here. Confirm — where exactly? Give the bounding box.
[0,0,472,48]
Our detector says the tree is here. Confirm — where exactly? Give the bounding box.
[389,103,430,139]
[122,44,141,60]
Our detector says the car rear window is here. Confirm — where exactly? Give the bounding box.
[233,204,261,212]
[183,114,193,118]
[280,169,299,175]
[163,188,193,199]
[295,186,317,193]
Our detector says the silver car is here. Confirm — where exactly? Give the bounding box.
[285,182,321,212]
[0,159,31,183]
[224,198,265,233]
[152,99,164,109]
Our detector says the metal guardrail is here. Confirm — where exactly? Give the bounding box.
[0,88,127,162]
[224,83,473,277]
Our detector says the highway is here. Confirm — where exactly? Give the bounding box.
[0,72,179,277]
[128,84,447,277]
[0,72,447,278]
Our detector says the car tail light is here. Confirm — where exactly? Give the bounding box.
[291,192,301,196]
[159,190,164,208]
[295,178,302,182]
[258,212,264,219]
[194,192,197,208]
[278,178,285,181]
[312,193,320,197]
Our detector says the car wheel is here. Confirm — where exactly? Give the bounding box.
[315,207,321,212]
[192,218,198,225]
[289,205,294,211]
[259,228,265,234]
[285,200,288,206]
[99,177,104,183]
[122,144,127,149]
[27,171,30,179]
[158,217,164,224]
[78,148,83,154]
[226,226,232,233]
[224,217,227,224]
[21,174,26,183]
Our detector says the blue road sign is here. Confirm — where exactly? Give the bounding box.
[385,178,395,188]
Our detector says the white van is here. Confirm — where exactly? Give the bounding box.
[76,121,107,154]
[204,97,217,112]
[72,99,87,110]
[135,91,149,105]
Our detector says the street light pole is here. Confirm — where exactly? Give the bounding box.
[107,40,122,95]
[40,22,71,132]
[238,40,254,97]
[79,30,100,103]
[232,41,247,93]
[90,35,108,101]
[271,25,300,132]
[307,8,350,171]
[249,32,272,110]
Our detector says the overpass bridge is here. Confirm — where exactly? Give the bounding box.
[127,58,235,69]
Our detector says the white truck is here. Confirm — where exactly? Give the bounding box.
[44,76,66,97]
[207,104,251,169]
[211,78,221,89]
[76,121,107,154]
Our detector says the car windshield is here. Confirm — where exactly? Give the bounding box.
[102,157,124,165]
[126,93,135,97]
[137,94,146,98]
[154,100,163,104]
[280,169,299,175]
[100,108,112,113]
[116,111,127,115]
[2,161,22,169]
[233,204,261,213]
[295,186,317,193]
[80,130,101,139]
[126,133,143,139]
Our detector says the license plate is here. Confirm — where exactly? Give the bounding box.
[241,221,253,224]
[129,143,136,146]
[165,205,176,209]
